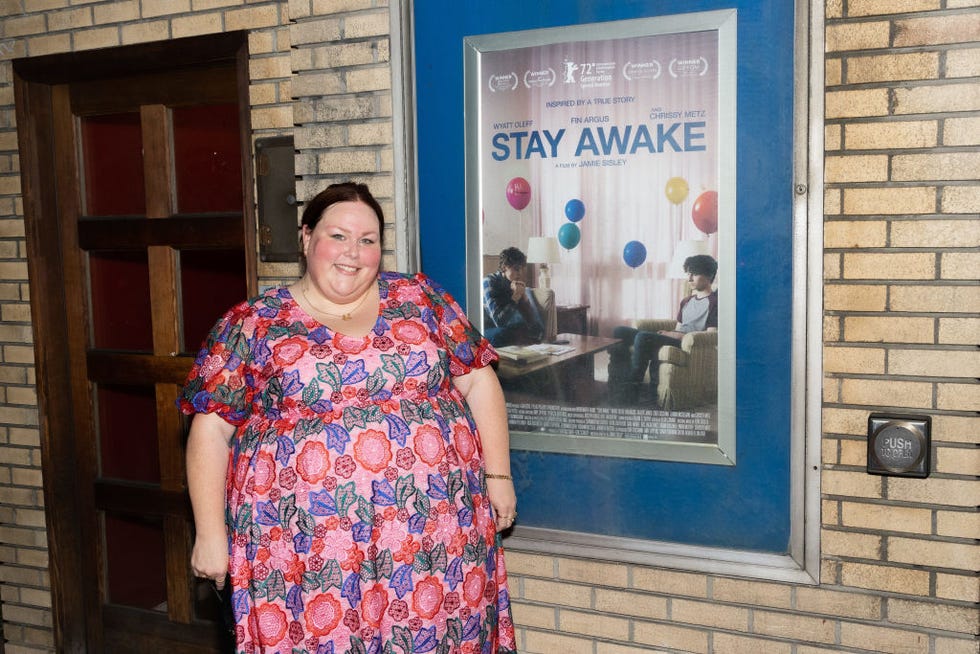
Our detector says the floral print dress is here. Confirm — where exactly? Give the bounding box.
[179,272,517,654]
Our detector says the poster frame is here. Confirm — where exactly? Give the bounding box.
[463,10,737,465]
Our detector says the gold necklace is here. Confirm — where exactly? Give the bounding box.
[299,278,372,321]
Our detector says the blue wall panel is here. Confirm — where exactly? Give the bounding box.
[414,0,795,551]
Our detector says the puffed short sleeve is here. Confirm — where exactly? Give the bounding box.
[177,305,254,425]
[415,273,498,377]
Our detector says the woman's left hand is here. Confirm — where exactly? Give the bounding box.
[451,367,517,532]
[487,478,518,532]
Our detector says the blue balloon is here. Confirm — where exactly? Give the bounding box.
[558,223,581,250]
[623,240,647,268]
[564,198,585,223]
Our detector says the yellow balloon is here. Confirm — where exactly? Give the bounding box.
[665,176,689,205]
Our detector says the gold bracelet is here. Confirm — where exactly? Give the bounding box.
[485,473,512,480]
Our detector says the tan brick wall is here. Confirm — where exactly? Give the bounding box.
[289,1,397,275]
[0,2,977,654]
[817,0,978,652]
[0,0,43,647]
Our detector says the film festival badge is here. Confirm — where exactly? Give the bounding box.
[669,56,709,78]
[488,72,518,92]
[622,60,662,81]
[523,67,556,89]
[579,61,616,89]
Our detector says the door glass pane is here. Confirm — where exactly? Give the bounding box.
[180,249,248,352]
[81,113,146,216]
[173,104,243,213]
[104,512,167,611]
[89,251,153,351]
[97,384,160,483]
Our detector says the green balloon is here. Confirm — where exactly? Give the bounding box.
[558,223,581,249]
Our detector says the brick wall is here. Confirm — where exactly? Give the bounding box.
[0,4,39,643]
[288,0,398,274]
[0,1,976,653]
[814,1,978,652]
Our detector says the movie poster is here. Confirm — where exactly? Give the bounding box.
[466,14,735,460]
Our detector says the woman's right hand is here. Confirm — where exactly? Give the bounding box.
[191,534,229,590]
[186,412,235,590]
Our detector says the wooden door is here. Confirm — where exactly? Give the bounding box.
[14,34,256,653]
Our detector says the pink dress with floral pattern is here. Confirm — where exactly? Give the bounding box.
[179,272,516,654]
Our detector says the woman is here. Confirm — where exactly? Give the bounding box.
[181,182,518,653]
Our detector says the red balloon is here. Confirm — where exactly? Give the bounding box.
[692,190,718,234]
[506,177,531,210]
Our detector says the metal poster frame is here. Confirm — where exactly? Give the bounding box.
[399,0,823,579]
[464,11,737,464]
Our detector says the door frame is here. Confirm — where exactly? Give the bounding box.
[14,32,255,652]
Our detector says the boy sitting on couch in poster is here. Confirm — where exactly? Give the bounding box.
[482,246,546,347]
[608,254,718,404]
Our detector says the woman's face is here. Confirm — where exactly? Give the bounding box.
[302,200,382,302]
